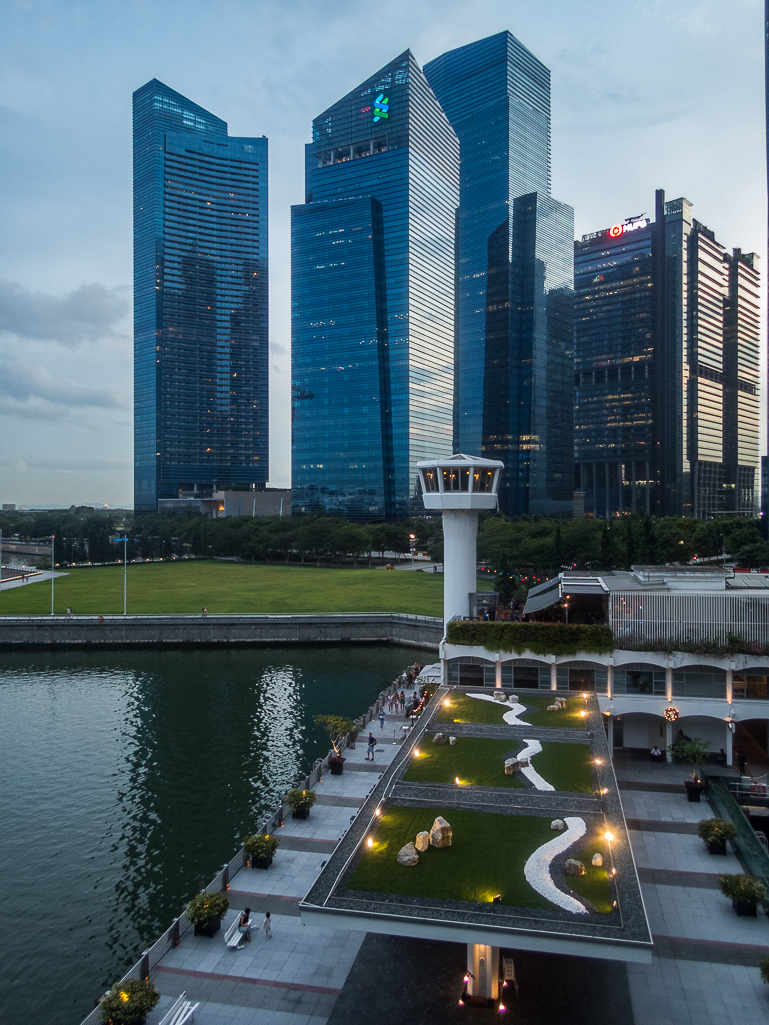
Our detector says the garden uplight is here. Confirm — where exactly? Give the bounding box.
[605,831,614,842]
[455,777,461,785]
[594,758,602,765]
[366,837,374,848]
[375,808,381,817]
[579,711,586,718]
[498,1003,506,1012]
[443,699,450,707]
[601,787,609,794]
[413,749,420,757]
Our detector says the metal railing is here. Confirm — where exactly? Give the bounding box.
[707,775,769,886]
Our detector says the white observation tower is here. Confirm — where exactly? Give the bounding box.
[417,454,504,630]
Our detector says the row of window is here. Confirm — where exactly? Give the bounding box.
[446,658,769,700]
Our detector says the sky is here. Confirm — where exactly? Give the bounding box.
[0,0,765,508]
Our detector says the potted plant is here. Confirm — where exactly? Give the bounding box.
[672,737,710,801]
[316,714,356,775]
[185,890,230,937]
[99,979,160,1025]
[718,874,767,917]
[286,787,317,819]
[244,833,280,869]
[697,818,737,855]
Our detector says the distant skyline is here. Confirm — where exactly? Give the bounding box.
[0,0,765,507]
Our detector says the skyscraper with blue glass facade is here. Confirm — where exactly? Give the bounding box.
[425,32,574,517]
[291,52,458,520]
[133,79,268,513]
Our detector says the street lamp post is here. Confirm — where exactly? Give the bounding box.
[114,537,129,615]
[51,534,55,616]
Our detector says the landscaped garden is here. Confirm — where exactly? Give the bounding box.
[347,805,611,913]
[438,691,588,729]
[403,737,595,793]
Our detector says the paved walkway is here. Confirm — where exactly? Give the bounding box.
[613,757,769,1024]
[0,569,65,590]
[147,713,404,1025]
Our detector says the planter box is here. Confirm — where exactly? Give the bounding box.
[194,919,222,937]
[329,757,345,776]
[685,781,703,803]
[292,807,310,820]
[732,899,758,917]
[250,856,273,869]
[706,840,727,856]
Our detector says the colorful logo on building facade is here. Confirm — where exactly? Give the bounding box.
[373,93,389,122]
[609,218,648,238]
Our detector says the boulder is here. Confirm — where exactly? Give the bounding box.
[493,690,507,702]
[551,819,565,831]
[415,831,430,852]
[591,853,603,867]
[547,704,559,712]
[432,733,447,745]
[449,736,457,746]
[397,842,419,866]
[564,859,586,877]
[556,698,568,709]
[509,695,519,702]
[429,816,452,848]
[504,758,521,775]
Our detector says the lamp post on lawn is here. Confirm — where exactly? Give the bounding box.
[51,535,55,616]
[114,537,129,615]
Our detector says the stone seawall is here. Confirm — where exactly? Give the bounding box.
[0,613,443,650]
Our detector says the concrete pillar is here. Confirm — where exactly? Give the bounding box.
[442,510,479,629]
[607,663,614,699]
[665,667,673,702]
[725,719,733,766]
[726,668,733,704]
[466,943,499,1001]
[665,720,673,763]
[550,661,558,691]
[607,715,614,755]
[495,655,502,689]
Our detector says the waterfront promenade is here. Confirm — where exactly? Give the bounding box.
[146,723,402,1025]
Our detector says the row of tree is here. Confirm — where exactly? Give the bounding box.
[1,506,767,578]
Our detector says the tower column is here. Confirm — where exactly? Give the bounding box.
[466,943,499,1001]
[442,509,479,629]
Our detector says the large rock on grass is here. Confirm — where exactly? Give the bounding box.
[449,736,457,746]
[564,859,586,877]
[430,816,452,848]
[505,758,521,775]
[551,819,565,831]
[397,842,419,866]
[432,733,447,745]
[415,831,430,852]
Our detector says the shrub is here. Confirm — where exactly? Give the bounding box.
[718,874,766,905]
[99,979,160,1025]
[286,787,317,813]
[446,621,614,656]
[697,818,737,845]
[315,714,356,756]
[243,833,280,859]
[185,890,230,926]
[760,955,769,985]
[672,738,711,780]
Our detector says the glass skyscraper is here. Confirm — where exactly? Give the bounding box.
[291,51,458,520]
[133,80,268,513]
[425,32,574,517]
[574,191,760,518]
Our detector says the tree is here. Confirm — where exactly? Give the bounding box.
[672,737,710,781]
[315,714,356,756]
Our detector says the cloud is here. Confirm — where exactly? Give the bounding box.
[0,278,128,346]
[0,357,129,410]
[270,341,289,356]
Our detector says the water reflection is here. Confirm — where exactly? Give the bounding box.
[0,645,411,1025]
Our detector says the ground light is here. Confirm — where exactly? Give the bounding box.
[605,831,614,842]
[413,749,420,757]
[443,699,450,707]
[579,711,587,718]
[366,837,373,848]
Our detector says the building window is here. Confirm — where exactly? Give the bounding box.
[672,665,727,700]
[733,670,769,700]
[614,663,666,695]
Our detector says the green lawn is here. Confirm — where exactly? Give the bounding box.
[438,692,587,730]
[347,805,611,912]
[0,561,490,617]
[403,737,595,793]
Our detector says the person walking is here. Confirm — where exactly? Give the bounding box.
[399,690,406,713]
[379,709,385,730]
[366,732,376,761]
[261,911,272,939]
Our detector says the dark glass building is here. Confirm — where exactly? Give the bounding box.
[133,80,268,513]
[425,32,575,516]
[291,52,458,520]
[574,191,760,519]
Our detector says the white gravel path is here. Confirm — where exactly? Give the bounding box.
[466,691,529,726]
[524,816,589,914]
[515,739,555,791]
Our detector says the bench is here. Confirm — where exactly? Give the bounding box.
[159,992,199,1025]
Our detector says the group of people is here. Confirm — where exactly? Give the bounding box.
[232,908,272,949]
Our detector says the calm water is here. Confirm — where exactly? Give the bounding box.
[0,645,412,1025]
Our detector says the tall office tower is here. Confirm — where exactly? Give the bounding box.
[291,52,458,520]
[425,32,575,517]
[133,80,268,513]
[574,191,760,519]
[764,0,769,524]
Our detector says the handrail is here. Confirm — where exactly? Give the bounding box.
[707,775,769,886]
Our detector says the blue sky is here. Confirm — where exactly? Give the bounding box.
[0,0,764,507]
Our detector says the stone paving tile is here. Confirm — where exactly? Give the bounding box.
[629,829,743,874]
[619,789,712,823]
[627,956,768,1025]
[641,882,769,946]
[230,850,326,899]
